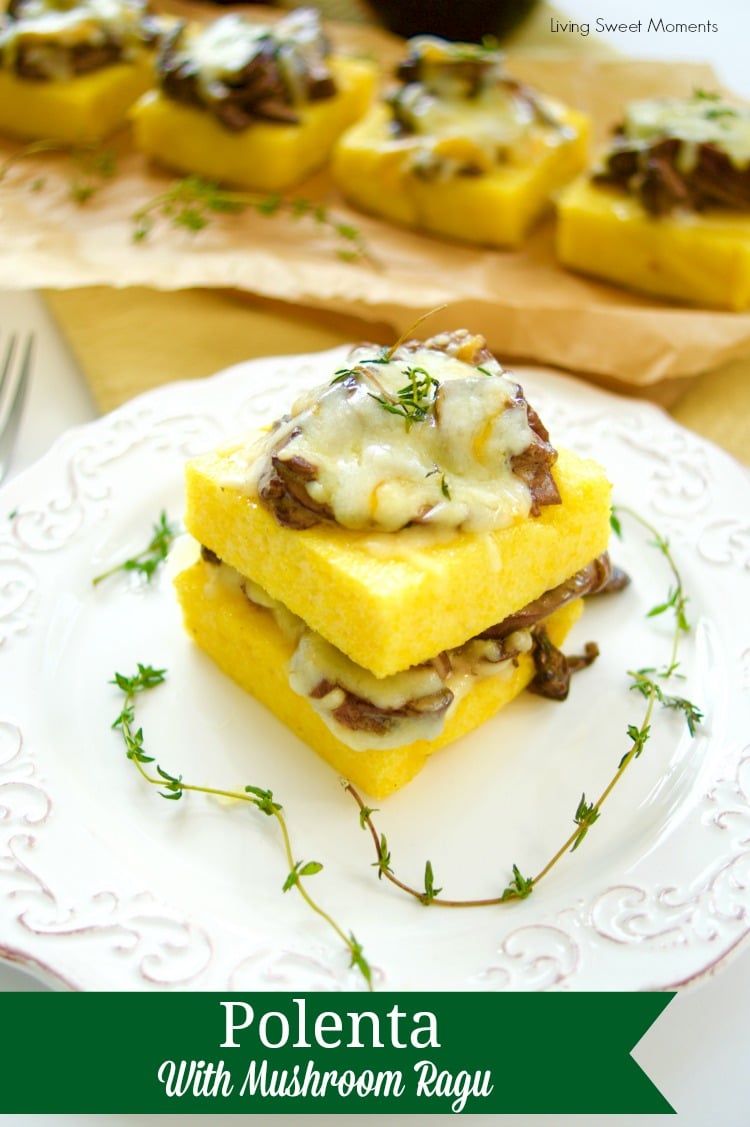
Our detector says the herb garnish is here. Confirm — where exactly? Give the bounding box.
[345,505,703,906]
[131,175,374,264]
[369,366,440,430]
[0,138,117,204]
[111,664,373,989]
[93,510,178,586]
[705,106,739,121]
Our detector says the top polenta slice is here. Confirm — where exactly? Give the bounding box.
[184,444,612,678]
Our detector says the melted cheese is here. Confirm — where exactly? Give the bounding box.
[172,8,331,105]
[399,82,534,146]
[209,557,531,751]
[248,345,539,534]
[0,0,150,64]
[390,35,566,176]
[623,95,750,169]
[185,14,266,82]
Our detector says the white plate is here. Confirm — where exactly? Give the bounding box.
[1,347,749,992]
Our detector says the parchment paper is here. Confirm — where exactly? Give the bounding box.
[1,4,748,389]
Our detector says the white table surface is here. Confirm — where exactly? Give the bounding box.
[2,1,750,1122]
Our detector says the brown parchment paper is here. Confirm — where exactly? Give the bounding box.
[1,7,749,389]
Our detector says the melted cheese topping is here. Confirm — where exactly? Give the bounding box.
[391,35,567,176]
[171,7,331,104]
[623,94,750,169]
[249,345,539,534]
[0,0,151,70]
[397,82,537,161]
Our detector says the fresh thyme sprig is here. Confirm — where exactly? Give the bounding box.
[131,175,374,264]
[0,138,117,203]
[111,664,372,989]
[369,366,440,430]
[93,511,179,587]
[345,504,703,906]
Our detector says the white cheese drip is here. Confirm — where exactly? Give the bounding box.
[249,345,539,534]
[185,14,266,82]
[623,95,750,169]
[171,7,330,104]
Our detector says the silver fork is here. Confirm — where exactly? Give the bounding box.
[0,334,33,485]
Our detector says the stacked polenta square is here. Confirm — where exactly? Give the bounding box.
[175,333,613,797]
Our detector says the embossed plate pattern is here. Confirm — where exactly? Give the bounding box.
[1,348,749,991]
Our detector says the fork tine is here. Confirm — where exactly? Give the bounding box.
[0,334,33,485]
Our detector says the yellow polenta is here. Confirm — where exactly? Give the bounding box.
[131,57,376,192]
[176,557,584,798]
[332,103,589,248]
[557,176,750,311]
[184,445,611,678]
[0,54,154,143]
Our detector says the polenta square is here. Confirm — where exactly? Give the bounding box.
[556,92,750,309]
[331,36,589,248]
[0,57,154,144]
[0,0,159,143]
[175,557,584,798]
[184,444,611,678]
[557,177,750,310]
[176,331,616,795]
[131,10,376,192]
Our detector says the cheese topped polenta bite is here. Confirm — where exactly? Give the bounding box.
[591,93,750,215]
[332,36,589,247]
[556,92,750,309]
[155,7,341,132]
[131,7,376,191]
[251,332,561,534]
[175,331,618,797]
[0,0,158,79]
[0,0,161,141]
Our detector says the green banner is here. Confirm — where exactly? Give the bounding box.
[0,992,673,1114]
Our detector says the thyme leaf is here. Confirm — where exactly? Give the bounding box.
[421,860,442,905]
[110,666,372,989]
[628,668,703,735]
[93,510,178,586]
[131,175,375,264]
[500,864,534,902]
[369,366,440,430]
[0,138,116,204]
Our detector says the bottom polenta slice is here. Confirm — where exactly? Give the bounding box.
[175,557,584,798]
[131,57,376,193]
[556,176,750,310]
[184,445,611,678]
[0,56,154,144]
[332,104,589,248]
